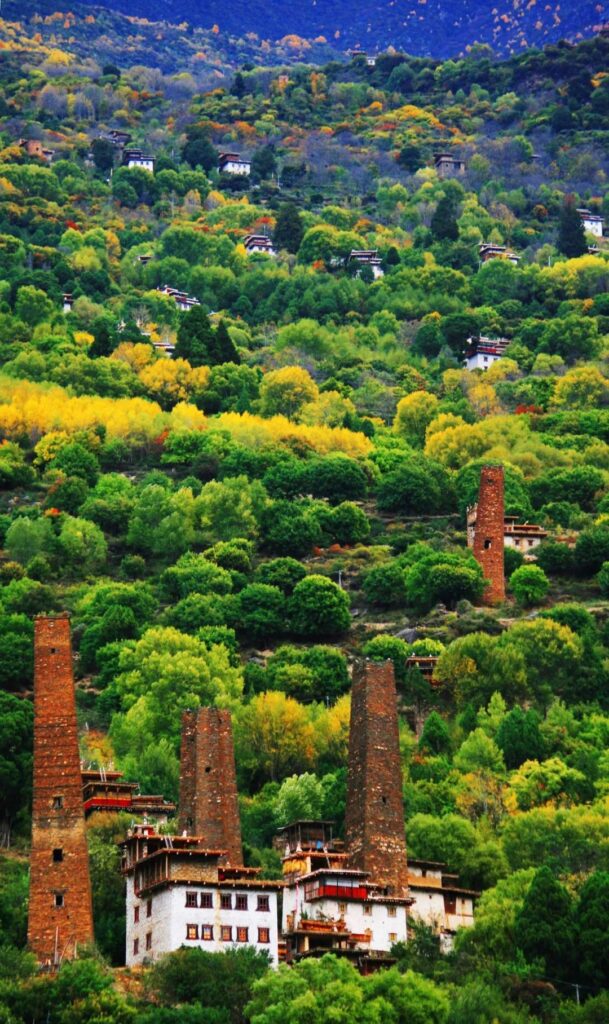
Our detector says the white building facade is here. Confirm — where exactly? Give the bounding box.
[126,875,279,966]
[219,153,251,176]
[407,860,477,952]
[122,826,281,967]
[578,208,604,238]
[282,868,409,959]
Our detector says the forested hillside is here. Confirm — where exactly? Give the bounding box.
[2,14,609,1024]
[15,0,609,58]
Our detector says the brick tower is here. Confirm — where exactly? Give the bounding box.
[472,464,505,605]
[179,708,243,865]
[345,660,408,896]
[28,615,94,965]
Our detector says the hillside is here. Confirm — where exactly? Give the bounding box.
[3,13,609,1024]
[10,0,609,58]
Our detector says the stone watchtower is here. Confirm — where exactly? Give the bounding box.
[28,615,94,965]
[345,660,409,896]
[472,464,505,605]
[178,708,243,866]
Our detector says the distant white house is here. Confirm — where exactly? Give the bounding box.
[348,249,384,279]
[123,148,155,173]
[577,208,604,238]
[244,234,276,256]
[479,242,520,265]
[465,336,510,372]
[157,285,200,312]
[218,152,251,176]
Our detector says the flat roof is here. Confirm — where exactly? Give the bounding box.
[296,868,370,882]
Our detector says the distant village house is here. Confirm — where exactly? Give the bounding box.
[407,860,477,952]
[464,336,510,371]
[123,148,155,173]
[479,242,520,265]
[82,767,175,822]
[19,138,53,162]
[434,152,466,178]
[157,285,200,312]
[578,208,604,238]
[348,249,384,279]
[244,234,276,256]
[218,152,251,176]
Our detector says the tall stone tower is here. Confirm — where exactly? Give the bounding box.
[345,660,408,896]
[28,615,94,965]
[472,464,505,605]
[179,708,243,865]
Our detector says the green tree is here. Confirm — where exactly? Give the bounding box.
[213,321,240,365]
[262,501,322,557]
[516,865,574,980]
[508,564,549,607]
[175,307,215,367]
[58,516,107,575]
[91,138,115,173]
[557,195,587,258]
[87,815,129,965]
[363,561,408,608]
[274,772,324,825]
[246,954,448,1024]
[431,195,459,241]
[0,691,33,846]
[289,575,351,638]
[454,728,505,774]
[254,558,306,595]
[251,145,277,181]
[148,946,269,1024]
[496,707,545,770]
[51,442,100,486]
[576,871,609,990]
[14,285,53,326]
[419,712,451,756]
[5,517,54,566]
[273,203,304,254]
[182,134,218,172]
[237,584,284,644]
[0,615,34,692]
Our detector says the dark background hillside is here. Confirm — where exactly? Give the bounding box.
[23,0,609,57]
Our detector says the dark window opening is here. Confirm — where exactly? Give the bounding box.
[50,647,57,654]
[204,766,212,774]
[54,893,64,908]
[146,898,152,918]
[133,938,139,956]
[381,795,387,804]
[52,848,63,862]
[484,538,492,550]
[186,816,193,828]
[146,932,152,951]
[221,893,232,910]
[185,892,198,908]
[200,892,213,908]
[52,795,64,810]
[236,894,248,911]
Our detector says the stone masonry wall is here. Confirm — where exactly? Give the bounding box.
[345,660,409,896]
[28,615,94,964]
[178,708,243,865]
[472,464,505,605]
